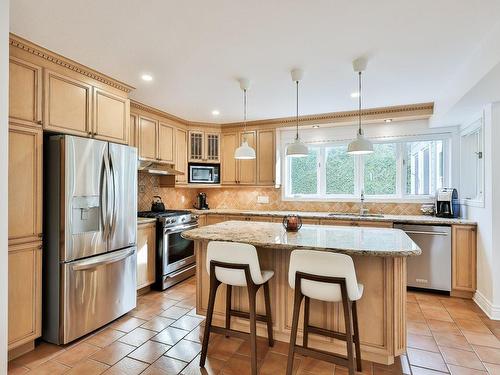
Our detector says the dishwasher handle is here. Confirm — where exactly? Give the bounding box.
[404,230,449,236]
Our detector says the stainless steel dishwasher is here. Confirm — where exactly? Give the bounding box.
[394,224,452,292]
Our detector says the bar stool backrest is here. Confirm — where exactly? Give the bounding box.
[288,250,362,302]
[207,241,264,286]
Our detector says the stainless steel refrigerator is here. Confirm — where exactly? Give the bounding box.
[43,135,137,344]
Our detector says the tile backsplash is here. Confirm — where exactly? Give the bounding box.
[138,173,423,215]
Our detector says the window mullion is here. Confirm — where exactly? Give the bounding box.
[319,146,325,197]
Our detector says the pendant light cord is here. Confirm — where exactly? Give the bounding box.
[296,80,299,140]
[243,88,247,142]
[358,71,362,135]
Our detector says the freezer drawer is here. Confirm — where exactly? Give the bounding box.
[61,247,137,344]
[395,224,451,292]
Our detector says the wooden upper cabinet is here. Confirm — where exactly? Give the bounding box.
[206,132,220,162]
[189,131,220,163]
[93,88,129,144]
[138,116,158,162]
[221,132,238,184]
[257,129,275,185]
[129,114,138,147]
[44,70,92,136]
[158,122,175,163]
[175,128,188,184]
[238,130,257,184]
[9,57,42,127]
[8,241,42,349]
[452,225,477,293]
[8,125,42,245]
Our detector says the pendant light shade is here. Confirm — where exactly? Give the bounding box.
[234,78,256,160]
[286,68,308,157]
[347,58,373,155]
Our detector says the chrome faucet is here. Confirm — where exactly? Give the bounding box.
[359,190,369,216]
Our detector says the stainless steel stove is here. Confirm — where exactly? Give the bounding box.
[138,210,199,290]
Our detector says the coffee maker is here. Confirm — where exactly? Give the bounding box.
[435,188,460,218]
[194,192,209,210]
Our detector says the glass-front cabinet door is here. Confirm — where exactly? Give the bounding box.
[188,131,220,163]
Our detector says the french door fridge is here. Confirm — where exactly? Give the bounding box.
[43,135,137,344]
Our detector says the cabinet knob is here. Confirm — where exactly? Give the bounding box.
[37,120,43,125]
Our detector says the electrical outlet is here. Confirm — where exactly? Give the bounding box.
[139,185,145,193]
[257,196,269,204]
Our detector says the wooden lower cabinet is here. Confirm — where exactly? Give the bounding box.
[8,241,42,350]
[320,219,393,228]
[137,222,156,289]
[206,214,227,225]
[452,225,477,296]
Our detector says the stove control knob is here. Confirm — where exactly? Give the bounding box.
[181,217,186,222]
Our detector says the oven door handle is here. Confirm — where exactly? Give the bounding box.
[164,223,198,234]
[167,264,197,279]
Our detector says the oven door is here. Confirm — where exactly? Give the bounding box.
[189,165,215,183]
[163,223,198,275]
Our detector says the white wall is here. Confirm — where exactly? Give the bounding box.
[0,0,9,372]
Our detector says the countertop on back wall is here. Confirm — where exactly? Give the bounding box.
[189,208,477,225]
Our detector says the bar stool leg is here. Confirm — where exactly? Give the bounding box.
[248,287,258,375]
[342,294,355,375]
[200,273,220,367]
[303,296,310,348]
[263,282,274,347]
[225,285,232,337]
[352,300,362,372]
[286,286,303,375]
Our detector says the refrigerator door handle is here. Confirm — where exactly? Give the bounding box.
[108,153,118,236]
[100,154,109,239]
[72,247,136,271]
[104,152,113,239]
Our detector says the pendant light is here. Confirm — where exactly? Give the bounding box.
[234,78,256,160]
[286,69,308,157]
[347,58,373,155]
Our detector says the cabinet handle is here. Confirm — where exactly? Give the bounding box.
[37,120,43,125]
[38,244,43,249]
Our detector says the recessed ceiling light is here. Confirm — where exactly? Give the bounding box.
[211,110,220,116]
[141,74,153,82]
[385,119,393,123]
[312,125,320,128]
[351,92,360,98]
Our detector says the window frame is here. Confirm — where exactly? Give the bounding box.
[460,117,484,207]
[282,133,451,202]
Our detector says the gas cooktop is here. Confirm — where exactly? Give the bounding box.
[138,210,191,218]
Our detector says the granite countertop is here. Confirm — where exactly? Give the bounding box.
[190,208,476,225]
[182,220,421,257]
[138,217,156,224]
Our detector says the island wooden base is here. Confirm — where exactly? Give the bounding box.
[195,241,407,365]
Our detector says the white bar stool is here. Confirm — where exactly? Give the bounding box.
[199,241,275,375]
[286,250,364,375]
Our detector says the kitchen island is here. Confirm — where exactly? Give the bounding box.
[182,221,421,365]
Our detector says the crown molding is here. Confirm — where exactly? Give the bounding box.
[9,33,135,93]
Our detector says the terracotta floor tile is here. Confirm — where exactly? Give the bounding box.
[181,355,225,375]
[86,328,125,348]
[433,332,472,351]
[219,353,262,375]
[400,355,411,375]
[23,360,69,375]
[152,326,190,346]
[184,325,203,343]
[176,296,196,310]
[11,343,66,369]
[111,316,147,333]
[420,306,454,322]
[406,348,448,372]
[166,339,202,363]
[408,333,439,352]
[170,315,204,331]
[161,306,191,320]
[103,357,149,375]
[207,335,244,361]
[472,345,500,365]
[408,321,432,336]
[187,308,205,319]
[427,320,462,335]
[462,331,500,348]
[411,366,449,374]
[141,316,176,332]
[7,362,30,375]
[53,342,101,367]
[296,355,334,374]
[65,359,109,375]
[236,337,270,360]
[260,351,300,375]
[439,346,485,370]
[483,362,500,375]
[447,365,487,375]
[128,340,170,363]
[454,319,492,334]
[118,327,157,347]
[446,308,483,321]
[142,355,188,375]
[90,341,136,366]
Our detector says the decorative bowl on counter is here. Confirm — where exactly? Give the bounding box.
[282,214,303,232]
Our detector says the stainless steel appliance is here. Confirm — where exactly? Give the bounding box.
[138,210,198,289]
[194,192,209,210]
[188,163,220,184]
[395,224,452,292]
[436,188,460,218]
[44,135,138,344]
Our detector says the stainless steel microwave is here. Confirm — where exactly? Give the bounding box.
[188,163,220,184]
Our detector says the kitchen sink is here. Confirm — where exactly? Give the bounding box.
[328,212,385,218]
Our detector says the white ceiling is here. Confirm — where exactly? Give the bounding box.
[9,0,500,123]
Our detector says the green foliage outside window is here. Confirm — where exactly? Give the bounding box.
[326,145,354,194]
[363,143,397,195]
[290,149,318,194]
